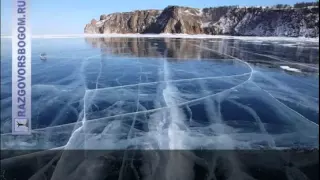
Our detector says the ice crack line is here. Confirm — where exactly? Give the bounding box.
[87,73,251,93]
[192,43,254,81]
[0,76,252,136]
[191,42,318,127]
[162,50,190,149]
[126,61,142,140]
[193,42,273,149]
[187,60,235,149]
[230,46,319,70]
[64,54,102,149]
[253,82,318,127]
[118,61,143,180]
[228,99,276,148]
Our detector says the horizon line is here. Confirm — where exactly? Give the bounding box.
[1,34,319,43]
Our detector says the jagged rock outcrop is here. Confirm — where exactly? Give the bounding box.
[84,5,319,37]
[203,7,319,37]
[144,6,203,34]
[85,10,161,34]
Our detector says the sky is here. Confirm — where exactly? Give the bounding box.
[1,0,309,35]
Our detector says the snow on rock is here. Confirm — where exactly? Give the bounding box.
[201,22,211,28]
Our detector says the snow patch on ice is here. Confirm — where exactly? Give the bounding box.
[280,66,302,73]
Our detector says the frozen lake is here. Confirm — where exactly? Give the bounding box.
[1,36,319,150]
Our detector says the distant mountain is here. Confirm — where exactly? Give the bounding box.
[84,5,319,37]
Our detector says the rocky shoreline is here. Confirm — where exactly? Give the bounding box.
[84,5,319,37]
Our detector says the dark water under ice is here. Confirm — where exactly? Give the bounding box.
[0,37,319,150]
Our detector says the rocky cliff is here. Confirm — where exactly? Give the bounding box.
[84,5,319,37]
[85,10,161,34]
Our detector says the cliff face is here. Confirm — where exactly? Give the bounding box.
[144,6,203,34]
[204,7,319,37]
[85,10,161,34]
[84,6,319,37]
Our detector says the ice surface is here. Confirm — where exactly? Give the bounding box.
[0,37,318,151]
[1,36,319,180]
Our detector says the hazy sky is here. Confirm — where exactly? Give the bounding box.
[1,0,307,35]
